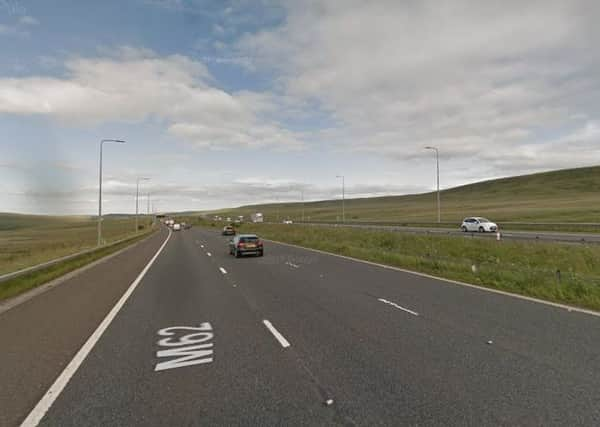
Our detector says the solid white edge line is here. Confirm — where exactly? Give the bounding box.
[264,238,600,318]
[262,319,291,348]
[378,298,419,316]
[219,267,227,274]
[20,229,172,427]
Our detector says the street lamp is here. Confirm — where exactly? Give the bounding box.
[152,198,161,216]
[135,177,150,232]
[98,139,125,246]
[424,146,440,223]
[336,175,345,223]
[147,192,151,226]
[301,189,305,222]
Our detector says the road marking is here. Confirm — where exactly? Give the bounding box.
[378,298,419,316]
[219,267,227,274]
[200,244,204,248]
[263,320,291,348]
[285,261,300,268]
[21,230,172,427]
[266,239,600,318]
[155,324,214,371]
[207,252,212,257]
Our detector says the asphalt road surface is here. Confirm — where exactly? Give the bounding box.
[2,226,600,426]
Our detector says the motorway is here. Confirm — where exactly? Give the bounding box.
[1,226,600,426]
[298,222,600,244]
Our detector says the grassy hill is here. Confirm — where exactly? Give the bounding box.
[0,213,152,275]
[0,213,93,231]
[208,166,600,224]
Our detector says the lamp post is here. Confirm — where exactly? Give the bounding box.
[135,177,150,233]
[98,139,125,246]
[424,146,440,223]
[301,189,305,222]
[147,192,151,227]
[336,175,345,223]
[152,199,161,216]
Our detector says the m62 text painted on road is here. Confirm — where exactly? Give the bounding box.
[155,323,214,372]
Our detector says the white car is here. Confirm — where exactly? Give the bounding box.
[173,223,181,231]
[461,217,498,233]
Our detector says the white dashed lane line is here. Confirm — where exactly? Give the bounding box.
[262,320,291,348]
[207,252,212,257]
[219,267,227,275]
[378,298,419,316]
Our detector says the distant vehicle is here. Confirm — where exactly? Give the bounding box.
[234,219,241,224]
[226,217,231,222]
[184,223,192,229]
[222,225,235,236]
[461,217,498,233]
[251,212,264,223]
[283,219,293,224]
[173,223,181,231]
[229,234,263,257]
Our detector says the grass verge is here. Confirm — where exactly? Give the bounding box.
[199,219,600,311]
[0,230,156,302]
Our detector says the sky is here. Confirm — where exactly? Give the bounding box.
[1,0,599,215]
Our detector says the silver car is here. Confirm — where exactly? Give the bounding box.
[228,234,264,257]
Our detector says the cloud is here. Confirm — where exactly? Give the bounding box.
[0,0,27,17]
[9,175,425,214]
[0,161,27,170]
[18,15,38,25]
[213,23,225,35]
[237,0,600,175]
[0,23,27,37]
[141,0,220,17]
[168,122,303,151]
[0,13,38,37]
[0,47,304,151]
[478,121,600,173]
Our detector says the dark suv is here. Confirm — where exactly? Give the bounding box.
[229,234,264,257]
